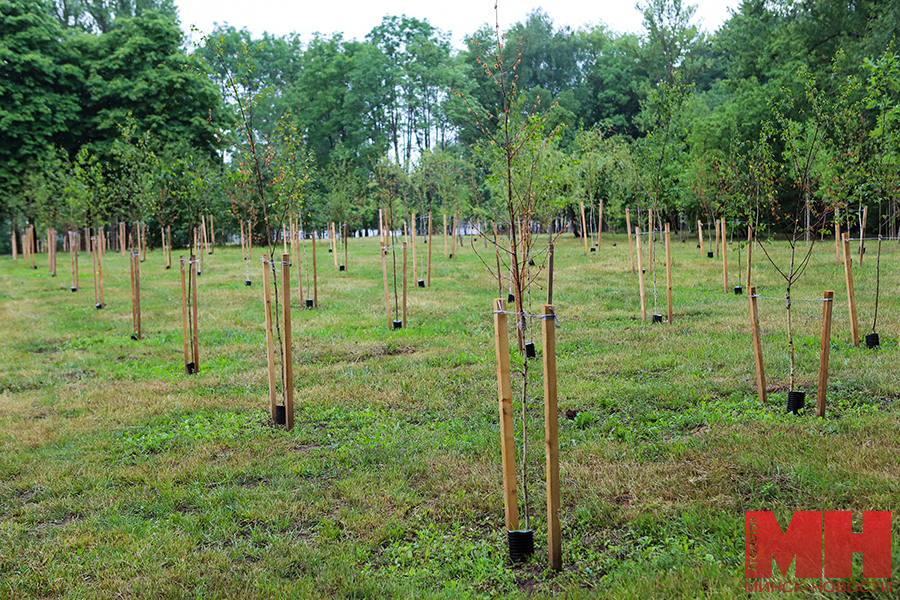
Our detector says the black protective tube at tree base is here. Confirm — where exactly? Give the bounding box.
[734,286,743,295]
[417,279,425,288]
[306,299,313,308]
[508,530,534,562]
[275,405,286,425]
[652,314,663,324]
[525,342,536,359]
[707,251,714,258]
[787,391,805,415]
[392,320,403,330]
[245,280,252,286]
[866,332,880,349]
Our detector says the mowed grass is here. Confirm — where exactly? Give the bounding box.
[0,232,898,599]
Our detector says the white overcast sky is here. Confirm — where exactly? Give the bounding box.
[176,1,741,47]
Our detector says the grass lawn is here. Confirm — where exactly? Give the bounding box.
[0,232,898,598]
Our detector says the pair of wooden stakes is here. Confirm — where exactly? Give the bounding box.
[747,232,870,418]
[493,299,562,571]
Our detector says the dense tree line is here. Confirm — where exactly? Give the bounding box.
[3,0,900,253]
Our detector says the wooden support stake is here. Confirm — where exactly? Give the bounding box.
[412,212,417,282]
[70,232,78,291]
[493,298,519,532]
[332,222,339,270]
[379,209,385,247]
[647,208,654,277]
[134,251,142,340]
[402,242,408,326]
[197,228,203,275]
[262,255,277,419]
[817,290,834,418]
[167,227,172,269]
[190,254,199,371]
[247,219,253,261]
[547,244,555,304]
[722,217,729,293]
[130,250,137,334]
[97,236,103,307]
[141,222,147,263]
[626,208,635,274]
[597,199,604,250]
[858,206,868,266]
[311,230,318,308]
[636,228,647,321]
[443,214,448,258]
[281,253,294,431]
[296,230,304,304]
[180,257,191,373]
[240,220,247,260]
[749,286,766,403]
[542,304,561,571]
[427,213,433,286]
[746,226,753,288]
[92,237,103,308]
[842,232,859,347]
[451,215,458,258]
[715,218,720,257]
[381,243,391,326]
[834,209,841,266]
[209,215,214,253]
[10,229,16,261]
[665,223,673,323]
[698,220,705,256]
[580,201,588,254]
